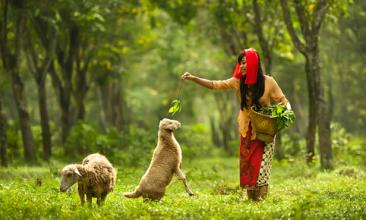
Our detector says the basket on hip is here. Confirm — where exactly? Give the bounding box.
[249,106,277,143]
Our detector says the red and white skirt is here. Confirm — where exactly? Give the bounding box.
[240,124,275,189]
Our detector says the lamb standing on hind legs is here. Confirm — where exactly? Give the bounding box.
[60,153,117,207]
[124,118,194,201]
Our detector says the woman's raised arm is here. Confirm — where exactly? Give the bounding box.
[181,72,238,90]
[181,72,214,89]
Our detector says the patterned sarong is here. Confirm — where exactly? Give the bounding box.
[240,124,275,188]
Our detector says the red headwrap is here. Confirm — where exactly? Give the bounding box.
[232,48,259,85]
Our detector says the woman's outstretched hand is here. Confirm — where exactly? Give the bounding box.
[181,72,195,80]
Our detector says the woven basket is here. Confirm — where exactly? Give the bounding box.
[249,106,278,143]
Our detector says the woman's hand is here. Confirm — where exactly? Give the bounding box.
[181,72,195,81]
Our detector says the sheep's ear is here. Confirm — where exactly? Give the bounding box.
[74,168,82,177]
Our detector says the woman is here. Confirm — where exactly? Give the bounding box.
[181,48,290,201]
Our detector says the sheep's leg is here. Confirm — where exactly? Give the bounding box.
[124,187,142,198]
[86,193,93,208]
[175,167,194,196]
[96,196,102,206]
[78,185,85,206]
[78,186,85,206]
[96,193,107,206]
[100,192,107,205]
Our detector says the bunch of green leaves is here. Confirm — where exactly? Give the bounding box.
[253,104,295,131]
[168,99,181,116]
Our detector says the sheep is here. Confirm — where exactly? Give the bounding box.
[60,153,117,206]
[124,118,194,201]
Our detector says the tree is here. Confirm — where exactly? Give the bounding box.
[24,3,57,160]
[0,96,7,167]
[0,0,36,162]
[279,0,333,169]
[46,0,100,142]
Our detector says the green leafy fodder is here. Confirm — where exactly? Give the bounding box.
[168,99,181,116]
[253,104,295,131]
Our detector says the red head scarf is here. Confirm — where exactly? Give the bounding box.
[232,48,259,85]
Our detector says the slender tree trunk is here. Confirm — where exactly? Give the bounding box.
[0,98,8,167]
[37,80,52,160]
[111,82,125,130]
[25,22,55,161]
[252,0,272,74]
[51,25,78,143]
[1,1,36,162]
[49,57,74,143]
[304,56,317,163]
[98,80,127,131]
[11,15,36,162]
[215,91,238,152]
[210,117,222,147]
[280,0,333,169]
[274,133,284,160]
[60,95,72,143]
[305,47,333,169]
[75,96,85,121]
[310,46,333,169]
[11,69,36,162]
[74,62,88,121]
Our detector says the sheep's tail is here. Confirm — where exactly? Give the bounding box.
[123,188,142,198]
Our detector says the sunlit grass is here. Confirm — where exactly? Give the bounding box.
[0,157,365,219]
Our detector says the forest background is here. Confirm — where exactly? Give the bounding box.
[0,0,365,219]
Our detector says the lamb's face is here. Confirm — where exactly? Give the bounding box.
[159,118,181,131]
[59,165,81,192]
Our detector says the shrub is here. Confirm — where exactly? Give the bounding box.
[175,123,215,159]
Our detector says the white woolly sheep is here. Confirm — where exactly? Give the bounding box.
[124,118,194,201]
[60,153,117,206]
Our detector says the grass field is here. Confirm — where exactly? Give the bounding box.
[1,157,366,219]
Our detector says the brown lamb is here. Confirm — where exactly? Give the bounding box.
[60,153,117,206]
[124,118,194,201]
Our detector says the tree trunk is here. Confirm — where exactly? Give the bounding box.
[304,56,317,163]
[74,61,88,121]
[75,96,85,121]
[310,47,333,169]
[252,0,272,74]
[50,25,79,143]
[210,117,222,147]
[215,91,238,152]
[49,62,73,143]
[11,69,36,162]
[1,1,36,163]
[99,80,127,131]
[37,80,52,160]
[306,47,333,169]
[0,99,8,167]
[279,0,332,169]
[60,95,72,143]
[274,133,284,160]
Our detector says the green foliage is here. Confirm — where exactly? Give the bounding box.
[331,123,366,167]
[117,124,156,167]
[253,104,295,131]
[63,121,154,167]
[5,121,23,162]
[0,157,366,219]
[64,122,100,159]
[168,99,181,116]
[175,123,215,159]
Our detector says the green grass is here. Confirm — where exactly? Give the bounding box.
[0,157,366,219]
